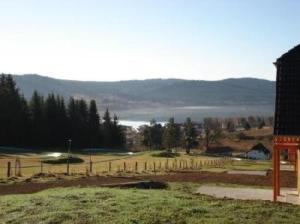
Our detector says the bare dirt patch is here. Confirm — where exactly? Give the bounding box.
[0,170,296,196]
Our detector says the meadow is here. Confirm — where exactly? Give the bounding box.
[0,183,299,224]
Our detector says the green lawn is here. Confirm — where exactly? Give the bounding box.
[0,183,299,224]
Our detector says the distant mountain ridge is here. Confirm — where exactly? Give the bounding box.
[12,74,275,111]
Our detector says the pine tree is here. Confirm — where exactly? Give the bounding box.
[0,74,126,150]
[88,100,101,147]
[162,117,181,150]
[102,108,112,147]
[0,74,29,146]
[111,114,126,148]
[29,91,45,146]
[182,117,198,154]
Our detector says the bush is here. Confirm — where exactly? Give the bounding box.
[43,156,84,164]
[152,150,180,158]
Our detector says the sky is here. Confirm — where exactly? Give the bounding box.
[0,0,299,81]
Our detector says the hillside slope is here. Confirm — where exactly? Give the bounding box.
[13,74,275,111]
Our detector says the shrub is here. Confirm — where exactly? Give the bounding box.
[43,156,84,164]
[152,150,180,158]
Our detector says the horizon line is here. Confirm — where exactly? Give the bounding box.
[8,73,276,82]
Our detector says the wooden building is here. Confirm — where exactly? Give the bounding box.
[273,44,300,201]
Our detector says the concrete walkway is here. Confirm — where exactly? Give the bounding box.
[227,170,267,176]
[196,185,300,204]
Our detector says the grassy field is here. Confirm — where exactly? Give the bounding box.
[0,127,275,178]
[0,150,223,177]
[0,183,299,224]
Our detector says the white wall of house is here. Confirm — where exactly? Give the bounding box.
[246,150,270,160]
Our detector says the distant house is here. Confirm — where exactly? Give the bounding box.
[246,143,271,160]
[205,146,233,156]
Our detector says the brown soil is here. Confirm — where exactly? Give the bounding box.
[0,170,296,196]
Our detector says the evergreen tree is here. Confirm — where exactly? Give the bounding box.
[67,97,78,147]
[162,117,181,150]
[111,114,126,148]
[88,100,101,147]
[56,95,68,146]
[0,74,29,146]
[241,118,251,130]
[29,91,45,146]
[141,119,163,150]
[102,108,112,147]
[44,94,58,146]
[182,117,198,154]
[0,74,126,150]
[78,99,89,146]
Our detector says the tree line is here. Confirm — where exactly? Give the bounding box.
[140,114,273,153]
[0,74,125,149]
[141,117,198,154]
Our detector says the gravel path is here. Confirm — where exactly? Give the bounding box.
[227,170,267,176]
[196,185,299,204]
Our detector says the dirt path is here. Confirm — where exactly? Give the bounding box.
[0,170,296,196]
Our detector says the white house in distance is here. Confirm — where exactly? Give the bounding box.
[246,143,271,160]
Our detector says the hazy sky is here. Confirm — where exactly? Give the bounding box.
[0,0,299,81]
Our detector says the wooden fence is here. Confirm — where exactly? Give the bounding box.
[2,157,233,178]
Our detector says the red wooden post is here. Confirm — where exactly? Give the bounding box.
[276,147,281,196]
[273,145,277,201]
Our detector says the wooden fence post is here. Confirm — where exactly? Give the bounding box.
[7,162,11,177]
[18,159,21,176]
[14,159,17,176]
[40,161,43,173]
[67,160,70,175]
[144,162,147,171]
[135,162,138,172]
[109,162,112,172]
[123,162,126,171]
[90,161,93,173]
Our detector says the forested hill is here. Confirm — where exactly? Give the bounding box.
[13,74,275,110]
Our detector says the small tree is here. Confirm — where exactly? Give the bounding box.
[258,118,266,129]
[226,119,235,132]
[202,118,222,150]
[241,118,251,130]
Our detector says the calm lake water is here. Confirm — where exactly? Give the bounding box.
[117,104,274,127]
[119,120,166,129]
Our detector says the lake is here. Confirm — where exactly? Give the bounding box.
[117,104,274,128]
[119,120,166,129]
